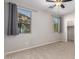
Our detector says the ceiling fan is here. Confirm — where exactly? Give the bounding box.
[46,0,72,9]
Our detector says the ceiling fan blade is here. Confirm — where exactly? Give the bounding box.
[62,0,72,2]
[49,5,56,8]
[46,0,55,2]
[46,0,63,2]
[46,0,72,2]
[61,4,65,8]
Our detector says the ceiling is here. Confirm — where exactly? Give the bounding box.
[5,0,75,16]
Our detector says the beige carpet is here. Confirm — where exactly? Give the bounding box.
[5,41,74,59]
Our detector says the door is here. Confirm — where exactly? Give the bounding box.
[67,26,74,41]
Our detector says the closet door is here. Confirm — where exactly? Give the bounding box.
[67,26,74,41]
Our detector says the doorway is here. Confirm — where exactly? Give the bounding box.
[67,26,74,41]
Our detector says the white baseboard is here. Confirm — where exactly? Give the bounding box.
[5,39,61,56]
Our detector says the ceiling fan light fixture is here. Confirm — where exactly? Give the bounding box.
[47,0,72,9]
[55,2,62,6]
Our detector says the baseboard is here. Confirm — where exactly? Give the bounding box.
[5,39,61,56]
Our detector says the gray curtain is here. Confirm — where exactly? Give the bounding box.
[7,3,18,35]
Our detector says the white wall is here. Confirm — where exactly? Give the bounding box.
[66,13,74,26]
[62,13,75,41]
[4,0,62,53]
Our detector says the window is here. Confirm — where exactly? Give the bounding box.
[53,17,61,32]
[17,7,32,33]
